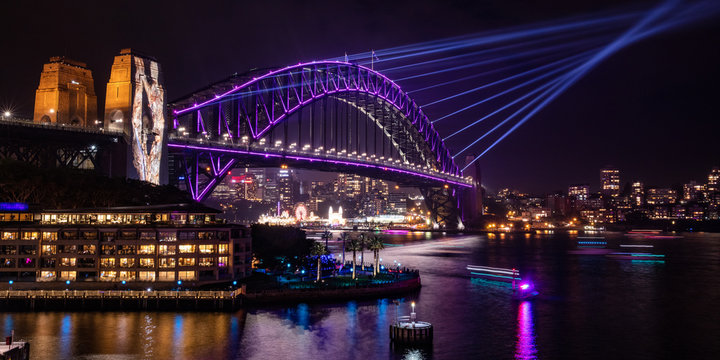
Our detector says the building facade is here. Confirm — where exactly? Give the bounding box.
[0,204,251,288]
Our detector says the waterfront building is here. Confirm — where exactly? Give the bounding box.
[600,167,621,197]
[646,188,678,205]
[0,203,251,286]
[34,56,98,128]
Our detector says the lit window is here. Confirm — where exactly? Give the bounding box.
[99,271,117,281]
[138,271,156,282]
[41,245,57,255]
[179,245,195,254]
[22,232,39,240]
[60,271,76,280]
[101,258,116,268]
[42,232,57,241]
[218,244,229,254]
[159,245,176,255]
[38,271,56,281]
[119,258,135,268]
[60,258,76,267]
[178,271,196,281]
[178,258,195,267]
[158,271,175,281]
[139,258,155,268]
[118,271,136,280]
[199,257,214,267]
[139,245,156,255]
[159,258,176,268]
[218,256,228,267]
[199,245,215,254]
[2,232,17,241]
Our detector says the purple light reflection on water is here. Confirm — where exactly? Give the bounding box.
[515,301,538,360]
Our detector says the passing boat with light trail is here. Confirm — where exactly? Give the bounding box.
[466,265,539,300]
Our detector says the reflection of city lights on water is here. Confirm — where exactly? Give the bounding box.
[515,301,537,359]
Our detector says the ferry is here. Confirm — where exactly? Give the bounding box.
[466,265,539,299]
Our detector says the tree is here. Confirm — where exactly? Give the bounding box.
[367,233,385,276]
[339,232,349,265]
[310,242,327,282]
[347,236,363,280]
[321,230,332,250]
[358,232,366,269]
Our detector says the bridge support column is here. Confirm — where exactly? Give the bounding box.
[174,150,236,201]
[420,186,460,229]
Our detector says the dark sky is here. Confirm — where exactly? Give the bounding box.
[2,0,719,194]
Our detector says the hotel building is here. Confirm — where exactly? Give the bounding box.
[0,203,251,288]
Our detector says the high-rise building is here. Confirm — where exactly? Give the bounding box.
[103,48,166,184]
[631,181,644,206]
[387,192,408,215]
[683,181,705,202]
[278,168,294,211]
[707,167,720,192]
[600,167,620,197]
[34,57,98,127]
[337,173,364,199]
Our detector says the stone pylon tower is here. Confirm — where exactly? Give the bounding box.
[33,57,98,127]
[103,48,167,184]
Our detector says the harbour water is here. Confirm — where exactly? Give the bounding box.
[2,232,719,359]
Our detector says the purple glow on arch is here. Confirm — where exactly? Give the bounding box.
[520,283,530,290]
[171,61,462,177]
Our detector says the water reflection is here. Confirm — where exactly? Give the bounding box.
[515,301,537,360]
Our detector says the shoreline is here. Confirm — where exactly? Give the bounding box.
[0,276,421,312]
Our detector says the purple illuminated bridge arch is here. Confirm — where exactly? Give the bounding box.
[168,61,475,227]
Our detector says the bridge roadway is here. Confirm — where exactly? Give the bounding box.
[167,135,473,189]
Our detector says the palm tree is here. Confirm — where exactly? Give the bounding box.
[347,236,363,280]
[321,230,332,250]
[310,242,327,282]
[339,232,349,266]
[358,233,366,270]
[367,233,385,276]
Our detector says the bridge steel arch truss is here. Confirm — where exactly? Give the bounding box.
[169,61,473,227]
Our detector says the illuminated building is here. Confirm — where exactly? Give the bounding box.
[33,57,98,127]
[568,184,589,201]
[631,181,644,206]
[104,48,166,184]
[707,167,720,192]
[387,192,408,215]
[278,168,294,211]
[337,173,364,199]
[683,181,705,202]
[0,203,251,286]
[600,167,620,197]
[646,188,677,205]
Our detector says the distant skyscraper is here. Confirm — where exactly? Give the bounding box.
[600,167,620,197]
[387,192,407,215]
[631,181,644,206]
[278,168,294,210]
[34,56,98,127]
[568,184,590,201]
[707,167,720,192]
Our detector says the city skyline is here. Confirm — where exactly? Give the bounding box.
[2,0,719,193]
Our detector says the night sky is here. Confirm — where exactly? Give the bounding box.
[3,0,719,194]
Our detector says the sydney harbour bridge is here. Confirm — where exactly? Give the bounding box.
[167,61,477,228]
